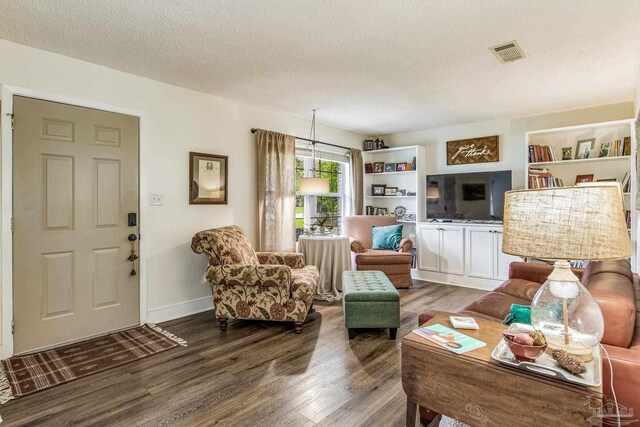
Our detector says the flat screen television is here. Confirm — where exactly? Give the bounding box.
[426,170,512,221]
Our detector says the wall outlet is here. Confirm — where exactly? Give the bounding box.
[150,193,163,206]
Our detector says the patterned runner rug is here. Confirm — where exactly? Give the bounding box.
[0,324,186,403]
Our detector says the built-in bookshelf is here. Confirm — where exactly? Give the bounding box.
[362,145,425,232]
[525,119,636,269]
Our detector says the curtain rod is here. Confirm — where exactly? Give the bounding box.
[250,128,351,151]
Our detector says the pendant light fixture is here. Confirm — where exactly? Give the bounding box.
[298,110,330,195]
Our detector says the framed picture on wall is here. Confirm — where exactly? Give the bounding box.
[189,152,228,204]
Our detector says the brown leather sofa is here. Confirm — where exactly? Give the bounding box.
[418,260,640,426]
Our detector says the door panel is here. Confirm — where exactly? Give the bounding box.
[496,231,520,280]
[466,228,495,279]
[13,96,139,354]
[440,228,464,275]
[417,226,440,272]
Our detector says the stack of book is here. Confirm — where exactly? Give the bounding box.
[622,172,631,193]
[528,167,564,188]
[528,145,558,163]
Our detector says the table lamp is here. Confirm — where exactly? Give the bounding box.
[502,184,631,361]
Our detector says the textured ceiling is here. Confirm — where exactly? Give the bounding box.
[1,0,640,135]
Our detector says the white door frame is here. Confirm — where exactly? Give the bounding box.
[0,84,149,358]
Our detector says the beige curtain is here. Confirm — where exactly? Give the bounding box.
[349,148,364,215]
[257,130,297,252]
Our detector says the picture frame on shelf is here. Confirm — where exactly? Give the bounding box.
[375,207,388,216]
[598,142,611,158]
[397,189,407,196]
[384,187,398,196]
[365,163,374,174]
[366,205,374,215]
[575,138,595,159]
[371,184,386,196]
[373,162,384,173]
[396,162,407,172]
[561,147,572,160]
[575,174,594,184]
[384,163,395,173]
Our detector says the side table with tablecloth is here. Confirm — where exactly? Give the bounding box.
[298,235,351,301]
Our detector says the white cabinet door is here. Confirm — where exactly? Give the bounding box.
[439,227,464,275]
[495,230,521,280]
[466,228,495,279]
[417,225,440,272]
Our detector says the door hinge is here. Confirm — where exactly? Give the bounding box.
[11,320,14,335]
[5,113,14,131]
[10,217,14,233]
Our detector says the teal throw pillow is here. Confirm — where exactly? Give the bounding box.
[371,224,403,251]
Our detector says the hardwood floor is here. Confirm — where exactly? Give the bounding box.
[0,280,486,427]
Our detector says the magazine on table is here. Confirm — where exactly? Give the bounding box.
[413,324,486,354]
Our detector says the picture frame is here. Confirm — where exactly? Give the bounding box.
[575,174,594,184]
[561,147,572,160]
[384,186,398,196]
[575,138,595,159]
[373,162,384,173]
[366,205,374,215]
[598,142,611,158]
[371,184,386,196]
[365,163,374,174]
[396,162,407,172]
[396,189,407,196]
[189,152,228,204]
[446,135,499,165]
[384,163,395,173]
[375,207,388,216]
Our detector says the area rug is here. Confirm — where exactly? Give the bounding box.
[0,324,186,403]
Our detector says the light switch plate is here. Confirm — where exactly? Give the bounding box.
[150,193,163,206]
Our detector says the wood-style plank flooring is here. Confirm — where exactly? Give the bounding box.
[1,280,485,427]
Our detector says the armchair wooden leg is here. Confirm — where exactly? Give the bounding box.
[389,328,397,340]
[348,328,356,340]
[218,318,228,331]
[294,322,303,334]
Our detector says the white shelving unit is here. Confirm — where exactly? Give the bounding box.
[362,145,426,242]
[525,119,636,269]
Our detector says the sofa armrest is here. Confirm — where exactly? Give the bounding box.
[399,238,413,253]
[206,264,291,293]
[349,237,365,253]
[508,262,583,283]
[256,252,305,269]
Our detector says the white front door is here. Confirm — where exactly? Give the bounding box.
[12,96,140,354]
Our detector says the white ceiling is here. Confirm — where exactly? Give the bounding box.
[2,1,640,135]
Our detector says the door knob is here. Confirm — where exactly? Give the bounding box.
[128,233,137,242]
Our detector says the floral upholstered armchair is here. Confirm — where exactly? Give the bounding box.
[191,225,319,333]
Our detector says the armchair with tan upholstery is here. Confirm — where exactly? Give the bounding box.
[191,225,319,333]
[343,216,413,288]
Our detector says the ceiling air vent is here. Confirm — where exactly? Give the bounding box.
[490,40,526,63]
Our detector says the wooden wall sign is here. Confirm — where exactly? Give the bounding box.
[446,135,499,165]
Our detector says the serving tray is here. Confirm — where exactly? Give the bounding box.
[490,323,602,387]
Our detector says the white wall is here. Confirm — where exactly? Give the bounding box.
[0,40,365,326]
[385,102,634,189]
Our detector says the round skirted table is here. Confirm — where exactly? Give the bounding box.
[298,235,351,301]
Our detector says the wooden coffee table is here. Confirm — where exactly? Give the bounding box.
[402,315,602,426]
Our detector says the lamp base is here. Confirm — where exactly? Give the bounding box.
[545,342,594,362]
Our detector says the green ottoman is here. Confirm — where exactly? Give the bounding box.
[342,271,400,340]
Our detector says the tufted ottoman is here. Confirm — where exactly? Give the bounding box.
[342,271,400,339]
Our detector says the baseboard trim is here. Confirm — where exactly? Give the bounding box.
[147,296,212,323]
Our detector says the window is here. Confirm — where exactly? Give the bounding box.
[295,154,348,239]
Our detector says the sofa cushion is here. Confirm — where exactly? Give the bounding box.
[583,260,636,348]
[355,249,413,265]
[463,292,530,322]
[494,278,543,301]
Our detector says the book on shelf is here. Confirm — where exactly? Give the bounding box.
[528,144,558,163]
[622,172,631,193]
[528,168,563,188]
[412,324,486,354]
